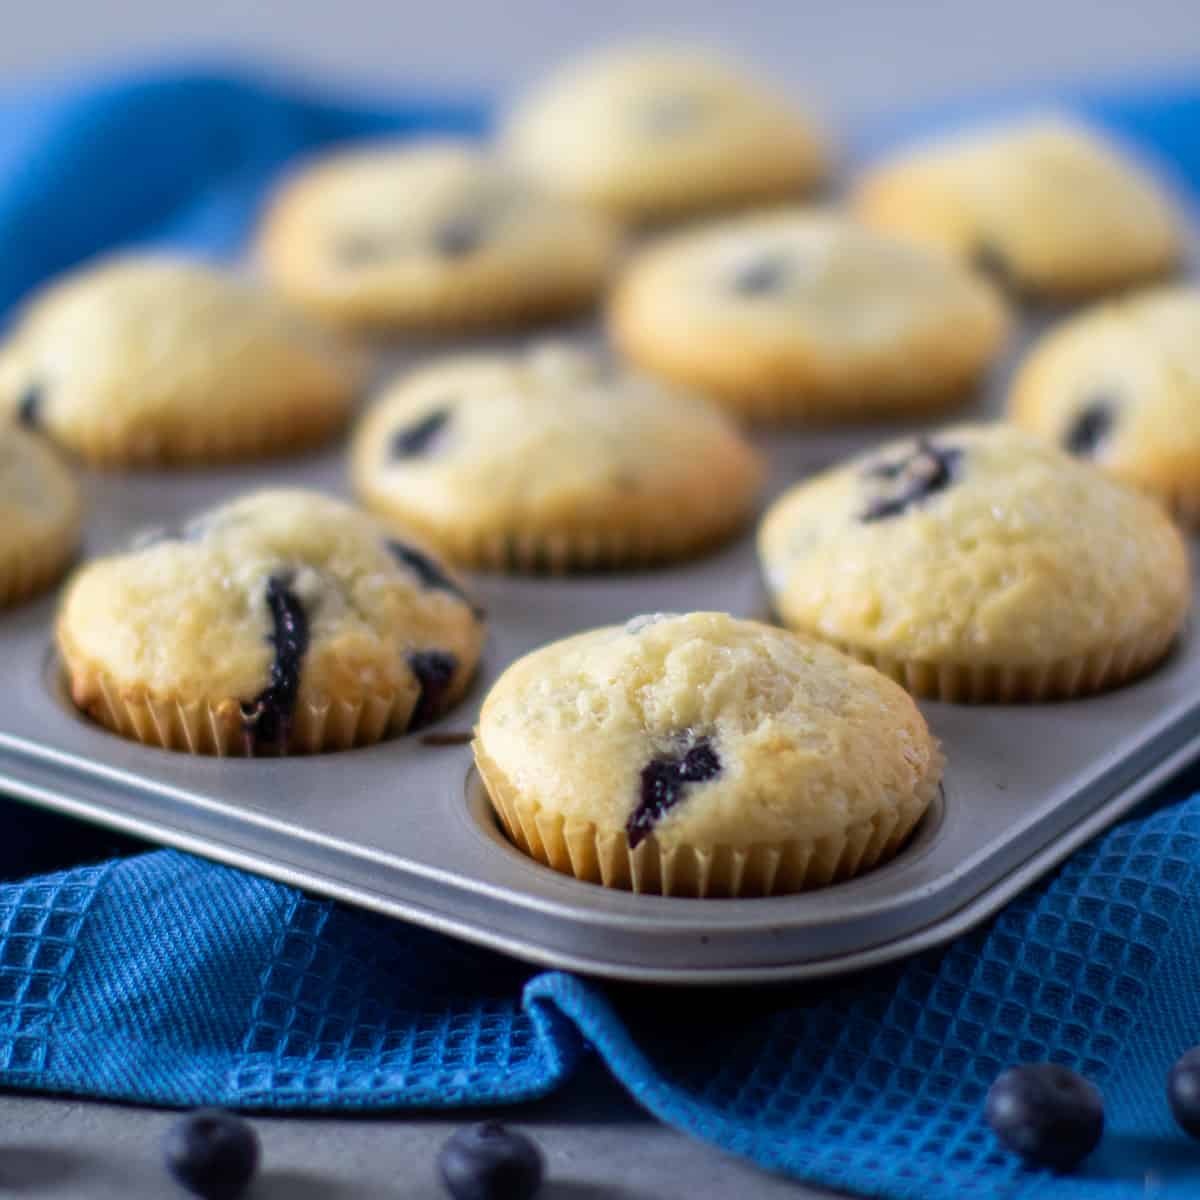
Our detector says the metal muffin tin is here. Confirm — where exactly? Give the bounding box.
[1,319,1197,986]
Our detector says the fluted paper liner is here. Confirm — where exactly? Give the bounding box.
[821,620,1182,703]
[57,643,461,755]
[65,402,349,468]
[474,743,940,898]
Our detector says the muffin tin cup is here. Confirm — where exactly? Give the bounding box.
[476,740,939,898]
[2,312,1200,983]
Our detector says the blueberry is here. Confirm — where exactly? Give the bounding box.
[1063,398,1116,458]
[163,1109,260,1200]
[387,539,485,619]
[408,649,459,731]
[970,239,1014,289]
[641,93,706,136]
[241,573,309,751]
[859,440,963,523]
[985,1064,1104,1171]
[627,736,721,848]
[1168,1047,1200,1137]
[16,383,42,430]
[390,407,451,459]
[437,1122,543,1200]
[434,217,484,259]
[730,255,788,296]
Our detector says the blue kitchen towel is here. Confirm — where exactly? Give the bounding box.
[2,61,1200,1199]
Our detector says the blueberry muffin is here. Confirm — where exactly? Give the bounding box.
[57,490,485,755]
[256,140,620,333]
[609,211,1009,422]
[853,115,1182,299]
[474,611,941,897]
[0,256,359,467]
[0,424,81,607]
[1010,286,1200,524]
[350,343,765,571]
[500,44,829,225]
[759,425,1191,702]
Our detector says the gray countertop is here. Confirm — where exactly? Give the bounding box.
[2,1,1198,1196]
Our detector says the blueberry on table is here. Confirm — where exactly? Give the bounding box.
[985,1064,1104,1171]
[438,1121,544,1200]
[1168,1047,1200,1137]
[164,1108,260,1199]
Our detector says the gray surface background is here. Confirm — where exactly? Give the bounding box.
[2,2,1199,1197]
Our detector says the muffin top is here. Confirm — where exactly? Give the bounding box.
[0,255,358,463]
[475,611,940,852]
[500,44,828,222]
[352,343,764,551]
[1010,286,1200,495]
[0,423,80,553]
[58,489,485,740]
[609,210,1009,406]
[853,116,1182,297]
[256,140,619,329]
[758,424,1191,666]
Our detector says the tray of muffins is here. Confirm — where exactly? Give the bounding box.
[0,43,1195,983]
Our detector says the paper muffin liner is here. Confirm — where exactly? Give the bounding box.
[451,512,756,573]
[656,373,982,426]
[474,744,939,898]
[57,642,472,756]
[0,520,79,609]
[63,400,350,468]
[820,621,1182,703]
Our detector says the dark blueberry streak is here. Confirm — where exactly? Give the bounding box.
[1063,399,1116,458]
[390,407,451,459]
[242,574,309,751]
[386,540,485,619]
[970,239,1014,290]
[408,650,458,731]
[16,383,42,430]
[860,441,963,523]
[627,737,721,848]
[730,256,788,296]
[434,218,484,259]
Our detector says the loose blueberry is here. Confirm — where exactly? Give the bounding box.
[163,1108,260,1200]
[859,440,963,523]
[627,736,721,848]
[241,574,309,751]
[437,1121,543,1200]
[985,1064,1104,1171]
[1063,399,1116,458]
[1168,1047,1200,1138]
[390,407,451,459]
[386,540,485,619]
[730,255,788,296]
[408,649,459,730]
[16,383,42,430]
[434,217,484,259]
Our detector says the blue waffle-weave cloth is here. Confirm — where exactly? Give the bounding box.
[2,63,1200,1199]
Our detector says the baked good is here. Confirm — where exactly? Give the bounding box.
[57,489,486,754]
[351,343,765,570]
[474,611,941,896]
[758,424,1190,701]
[610,210,1009,421]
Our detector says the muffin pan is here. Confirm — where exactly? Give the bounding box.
[0,322,1198,985]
